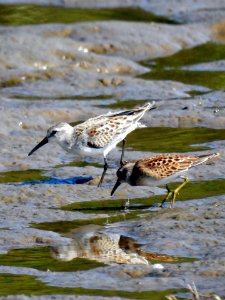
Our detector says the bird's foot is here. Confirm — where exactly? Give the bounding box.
[161,184,175,208]
[123,198,130,211]
[160,199,167,208]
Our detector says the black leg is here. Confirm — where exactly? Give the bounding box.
[98,157,109,187]
[160,184,171,208]
[120,138,126,166]
[160,199,167,208]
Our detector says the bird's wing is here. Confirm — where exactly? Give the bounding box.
[134,155,197,179]
[78,102,154,125]
[75,115,136,148]
[74,102,154,148]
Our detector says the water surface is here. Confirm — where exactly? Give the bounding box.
[127,127,225,152]
[0,4,176,26]
[0,273,186,299]
[140,42,225,90]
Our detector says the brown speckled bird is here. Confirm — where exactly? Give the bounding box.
[111,153,219,208]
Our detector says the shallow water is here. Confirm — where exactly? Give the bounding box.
[140,42,225,89]
[60,179,225,213]
[141,42,225,68]
[0,169,48,184]
[0,247,105,272]
[140,69,225,90]
[0,4,176,26]
[127,127,225,152]
[0,273,186,299]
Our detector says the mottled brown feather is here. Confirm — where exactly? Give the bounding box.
[75,105,150,148]
[132,154,218,179]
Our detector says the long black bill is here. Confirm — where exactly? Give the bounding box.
[28,136,48,156]
[111,179,121,196]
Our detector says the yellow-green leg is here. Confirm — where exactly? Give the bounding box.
[164,176,189,208]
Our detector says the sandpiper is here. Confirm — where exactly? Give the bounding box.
[111,153,219,208]
[28,102,155,186]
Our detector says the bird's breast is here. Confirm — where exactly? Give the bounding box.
[134,176,159,187]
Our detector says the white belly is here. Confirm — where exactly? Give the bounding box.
[136,170,188,187]
[72,145,105,157]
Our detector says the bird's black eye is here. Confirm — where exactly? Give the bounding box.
[50,130,57,136]
[116,168,127,178]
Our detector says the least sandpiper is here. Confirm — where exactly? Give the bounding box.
[28,102,155,186]
[111,153,219,207]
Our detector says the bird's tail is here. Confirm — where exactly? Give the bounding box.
[111,102,156,117]
[193,152,220,167]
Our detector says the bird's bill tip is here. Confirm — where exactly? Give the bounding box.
[111,180,121,196]
[149,101,157,110]
[28,136,48,156]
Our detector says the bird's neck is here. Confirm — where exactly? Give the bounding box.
[57,126,74,152]
[123,163,136,185]
[129,163,142,186]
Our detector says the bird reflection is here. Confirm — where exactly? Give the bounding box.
[51,224,148,265]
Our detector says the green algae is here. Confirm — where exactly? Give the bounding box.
[140,70,225,90]
[0,76,22,88]
[33,178,225,233]
[126,127,225,153]
[167,178,225,202]
[0,274,186,299]
[0,4,176,26]
[59,197,162,214]
[153,178,225,205]
[0,70,64,88]
[55,160,102,169]
[0,239,197,271]
[188,90,211,97]
[60,179,225,214]
[0,169,48,184]
[0,247,104,272]
[139,43,225,90]
[141,42,225,69]
[96,99,149,109]
[97,99,149,109]
[32,212,141,234]
[11,94,114,101]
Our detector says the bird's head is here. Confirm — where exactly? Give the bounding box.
[111,162,134,196]
[28,122,73,156]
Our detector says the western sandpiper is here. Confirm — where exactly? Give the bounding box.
[28,102,155,186]
[111,153,219,208]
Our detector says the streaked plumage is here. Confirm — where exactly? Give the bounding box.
[51,225,148,265]
[28,102,155,186]
[111,153,220,207]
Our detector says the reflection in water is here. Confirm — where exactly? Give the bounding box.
[51,225,148,265]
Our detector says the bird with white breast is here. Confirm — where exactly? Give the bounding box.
[28,102,155,186]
